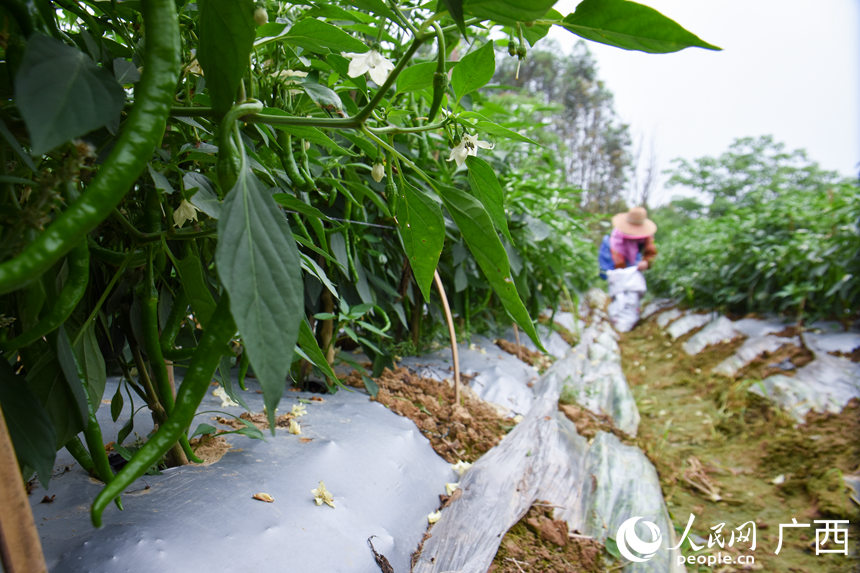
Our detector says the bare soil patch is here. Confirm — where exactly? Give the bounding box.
[189,435,232,465]
[344,366,514,463]
[620,315,860,572]
[494,338,552,370]
[488,504,605,572]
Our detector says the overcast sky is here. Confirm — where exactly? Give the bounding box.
[547,0,860,205]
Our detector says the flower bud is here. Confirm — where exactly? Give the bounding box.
[254,6,268,26]
[371,163,385,183]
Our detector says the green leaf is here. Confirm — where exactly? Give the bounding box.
[467,156,512,243]
[396,181,445,302]
[15,34,125,155]
[175,254,217,328]
[282,19,368,54]
[234,418,265,440]
[72,324,107,409]
[438,0,467,37]
[273,193,331,221]
[450,41,495,103]
[148,165,175,195]
[110,384,123,422]
[560,0,721,53]
[26,343,84,448]
[197,0,256,114]
[346,0,398,21]
[191,423,217,438]
[301,80,344,113]
[218,354,248,409]
[455,113,540,145]
[117,416,134,445]
[0,360,57,488]
[296,319,341,390]
[55,327,89,426]
[522,9,560,45]
[185,172,221,219]
[361,374,379,399]
[216,168,303,431]
[605,536,622,560]
[439,185,543,350]
[396,61,437,93]
[113,58,141,84]
[463,0,556,25]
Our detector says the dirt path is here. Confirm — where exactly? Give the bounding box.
[620,314,859,572]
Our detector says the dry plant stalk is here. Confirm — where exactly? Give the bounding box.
[433,270,460,404]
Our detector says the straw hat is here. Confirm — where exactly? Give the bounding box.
[611,206,657,238]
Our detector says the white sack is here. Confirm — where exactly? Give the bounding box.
[607,267,646,332]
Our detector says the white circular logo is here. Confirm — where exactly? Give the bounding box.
[616,516,663,562]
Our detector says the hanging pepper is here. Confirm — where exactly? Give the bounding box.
[91,296,235,526]
[0,0,180,295]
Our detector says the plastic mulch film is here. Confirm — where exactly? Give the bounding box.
[666,312,718,340]
[31,379,455,573]
[551,310,583,336]
[413,321,677,572]
[655,308,684,329]
[561,324,640,436]
[399,335,540,416]
[652,310,860,422]
[753,331,860,422]
[500,322,571,359]
[681,316,739,355]
[641,299,675,320]
[713,335,800,377]
[731,317,792,338]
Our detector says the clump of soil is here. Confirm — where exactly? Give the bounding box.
[620,312,860,572]
[216,410,302,431]
[489,503,606,572]
[494,338,552,371]
[189,435,232,465]
[830,347,860,362]
[343,367,513,463]
[558,402,632,444]
[742,340,815,379]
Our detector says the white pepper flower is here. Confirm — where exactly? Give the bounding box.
[341,50,395,85]
[446,133,494,167]
[173,199,199,228]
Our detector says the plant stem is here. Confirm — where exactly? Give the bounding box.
[434,270,460,405]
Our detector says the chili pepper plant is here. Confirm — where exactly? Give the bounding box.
[0,0,718,526]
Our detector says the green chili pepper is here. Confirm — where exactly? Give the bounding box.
[427,72,447,122]
[91,296,235,526]
[141,247,202,464]
[88,242,146,268]
[64,436,95,475]
[216,124,242,192]
[299,140,316,190]
[217,100,263,192]
[141,249,174,411]
[428,22,447,123]
[0,0,180,295]
[1,241,89,353]
[159,288,188,356]
[279,132,308,190]
[82,410,124,510]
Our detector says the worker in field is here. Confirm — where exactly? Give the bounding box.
[598,206,658,279]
